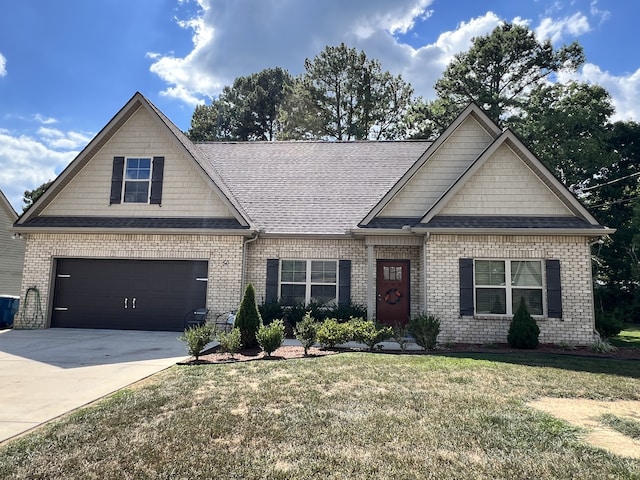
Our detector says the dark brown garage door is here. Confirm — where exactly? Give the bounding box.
[52,259,208,331]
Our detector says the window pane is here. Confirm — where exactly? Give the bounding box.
[383,266,402,281]
[280,284,306,306]
[511,261,542,287]
[281,260,306,283]
[476,288,506,314]
[123,181,149,203]
[311,285,336,305]
[311,261,336,283]
[512,289,543,315]
[475,260,505,286]
[125,158,151,180]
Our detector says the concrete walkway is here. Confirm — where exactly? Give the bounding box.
[0,328,188,444]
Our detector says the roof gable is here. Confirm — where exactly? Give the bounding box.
[360,104,501,225]
[0,189,17,222]
[18,93,250,229]
[421,129,602,225]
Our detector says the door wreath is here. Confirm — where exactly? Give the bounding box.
[384,288,402,305]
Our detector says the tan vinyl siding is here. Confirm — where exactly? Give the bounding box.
[379,116,494,217]
[0,202,25,295]
[42,107,234,218]
[440,143,572,216]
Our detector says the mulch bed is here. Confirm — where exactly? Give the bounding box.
[178,342,640,365]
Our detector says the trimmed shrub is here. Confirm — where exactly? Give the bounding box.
[235,283,262,349]
[179,323,213,360]
[294,312,318,356]
[316,318,350,348]
[217,327,242,358]
[257,319,285,357]
[408,314,440,350]
[348,317,393,351]
[392,323,410,352]
[507,298,540,349]
[595,311,624,339]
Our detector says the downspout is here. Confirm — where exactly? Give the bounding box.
[423,232,430,314]
[588,236,606,339]
[367,244,374,321]
[241,231,260,293]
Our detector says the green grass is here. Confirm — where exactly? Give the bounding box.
[599,413,640,440]
[1,353,639,479]
[610,323,640,349]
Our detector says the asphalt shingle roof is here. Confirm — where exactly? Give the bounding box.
[196,141,430,234]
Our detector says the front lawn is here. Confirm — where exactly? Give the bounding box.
[1,352,639,479]
[611,323,640,349]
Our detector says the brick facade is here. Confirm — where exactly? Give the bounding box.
[15,233,244,329]
[17,232,598,346]
[425,234,597,345]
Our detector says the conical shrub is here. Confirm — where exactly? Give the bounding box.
[507,298,540,349]
[235,283,262,349]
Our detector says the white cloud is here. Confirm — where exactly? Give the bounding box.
[147,1,499,103]
[0,52,6,77]
[0,132,77,212]
[558,63,640,121]
[37,127,92,150]
[535,12,591,43]
[34,114,58,125]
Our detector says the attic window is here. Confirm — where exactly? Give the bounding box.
[123,158,151,203]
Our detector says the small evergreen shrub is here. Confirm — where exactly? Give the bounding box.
[507,298,540,349]
[257,319,285,357]
[408,314,441,350]
[235,283,262,349]
[316,318,350,348]
[392,323,410,352]
[348,317,393,351]
[217,327,242,358]
[595,311,624,339]
[294,312,318,356]
[590,337,618,353]
[258,300,284,325]
[179,323,213,360]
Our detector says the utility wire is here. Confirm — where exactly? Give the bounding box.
[582,171,640,192]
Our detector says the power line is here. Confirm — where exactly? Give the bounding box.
[582,171,640,192]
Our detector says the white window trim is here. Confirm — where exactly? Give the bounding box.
[473,259,546,317]
[122,157,153,204]
[279,259,339,305]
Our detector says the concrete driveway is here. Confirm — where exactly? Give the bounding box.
[0,328,188,444]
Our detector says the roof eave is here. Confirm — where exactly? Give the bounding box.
[411,227,616,236]
[11,226,257,236]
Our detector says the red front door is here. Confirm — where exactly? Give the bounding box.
[376,260,410,326]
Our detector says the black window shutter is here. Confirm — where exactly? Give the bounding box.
[109,156,124,205]
[459,258,474,316]
[338,260,351,306]
[546,259,562,318]
[265,259,279,303]
[150,156,165,205]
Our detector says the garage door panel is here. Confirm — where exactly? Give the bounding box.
[52,259,208,331]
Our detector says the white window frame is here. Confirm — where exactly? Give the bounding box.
[473,259,545,317]
[279,259,339,306]
[122,157,152,204]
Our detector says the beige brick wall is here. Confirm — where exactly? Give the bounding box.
[15,233,244,329]
[245,237,424,319]
[425,234,597,346]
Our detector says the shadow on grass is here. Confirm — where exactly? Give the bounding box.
[433,351,640,379]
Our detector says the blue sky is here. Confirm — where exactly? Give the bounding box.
[1,0,638,211]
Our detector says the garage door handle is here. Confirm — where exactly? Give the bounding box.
[124,297,128,309]
[132,298,136,309]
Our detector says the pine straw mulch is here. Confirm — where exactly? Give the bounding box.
[178,342,640,365]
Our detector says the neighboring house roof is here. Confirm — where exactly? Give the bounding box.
[197,141,430,235]
[0,189,18,221]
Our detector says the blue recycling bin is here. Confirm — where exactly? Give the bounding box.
[0,296,19,328]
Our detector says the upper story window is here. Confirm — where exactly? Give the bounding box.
[109,156,164,206]
[474,260,543,315]
[280,259,338,306]
[123,158,151,203]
